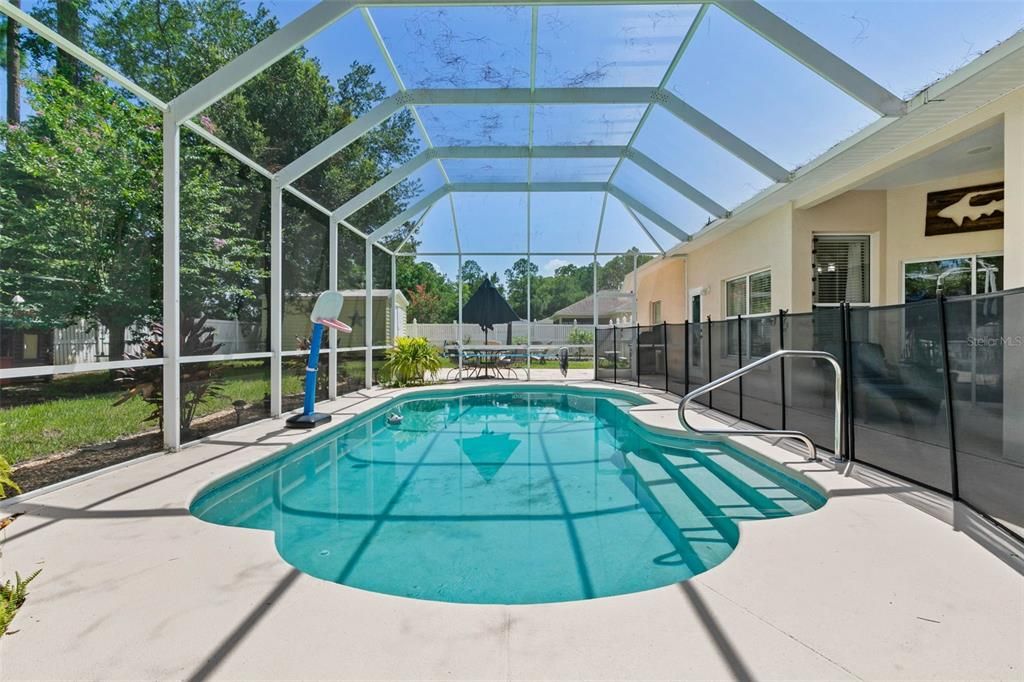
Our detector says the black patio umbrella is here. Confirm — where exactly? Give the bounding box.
[462,278,519,344]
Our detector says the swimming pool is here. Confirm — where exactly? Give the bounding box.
[191,386,825,604]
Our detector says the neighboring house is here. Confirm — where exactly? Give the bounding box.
[550,290,635,325]
[0,322,54,373]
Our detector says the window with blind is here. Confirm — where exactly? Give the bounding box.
[724,270,771,356]
[813,235,870,305]
[726,277,747,317]
[725,270,771,317]
[749,270,772,314]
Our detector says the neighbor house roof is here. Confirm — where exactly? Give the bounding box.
[551,291,634,320]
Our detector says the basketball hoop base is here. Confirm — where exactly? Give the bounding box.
[285,412,332,429]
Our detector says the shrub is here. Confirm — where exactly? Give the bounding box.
[113,315,225,432]
[0,569,41,637]
[380,337,443,387]
[567,327,594,345]
[0,455,19,499]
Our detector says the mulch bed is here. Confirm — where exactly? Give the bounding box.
[11,403,274,494]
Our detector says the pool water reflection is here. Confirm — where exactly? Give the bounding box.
[191,387,824,604]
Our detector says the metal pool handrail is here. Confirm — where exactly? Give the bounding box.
[677,349,843,462]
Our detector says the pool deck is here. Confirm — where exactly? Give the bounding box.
[1,380,1022,681]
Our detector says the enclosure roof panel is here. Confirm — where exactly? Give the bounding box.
[14,0,1014,256]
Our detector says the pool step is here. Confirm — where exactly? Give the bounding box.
[613,451,734,574]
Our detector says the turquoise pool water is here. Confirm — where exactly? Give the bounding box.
[191,386,825,604]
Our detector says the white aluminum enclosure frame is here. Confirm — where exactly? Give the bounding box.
[0,0,911,452]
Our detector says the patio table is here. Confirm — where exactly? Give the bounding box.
[447,345,527,380]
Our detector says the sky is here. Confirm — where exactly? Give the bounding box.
[4,0,1024,280]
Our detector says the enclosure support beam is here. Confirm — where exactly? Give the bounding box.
[658,95,789,182]
[362,6,456,227]
[277,92,404,187]
[270,179,284,416]
[716,0,905,117]
[628,150,727,217]
[390,253,398,345]
[593,193,609,253]
[290,87,787,192]
[329,216,339,400]
[0,0,167,111]
[334,146,629,220]
[607,186,690,242]
[622,202,666,254]
[370,183,687,243]
[607,4,707,191]
[457,253,464,380]
[368,186,449,243]
[365,240,373,389]
[162,113,181,450]
[169,1,355,122]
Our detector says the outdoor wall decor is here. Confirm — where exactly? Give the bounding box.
[926,182,1004,236]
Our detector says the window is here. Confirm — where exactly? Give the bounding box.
[724,270,771,357]
[650,300,662,324]
[904,254,1003,302]
[813,235,870,305]
[724,270,771,317]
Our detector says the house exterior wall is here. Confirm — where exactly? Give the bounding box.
[882,168,1004,305]
[791,190,887,312]
[678,205,794,319]
[635,256,686,324]
[631,89,1021,321]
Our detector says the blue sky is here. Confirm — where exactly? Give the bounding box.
[5,0,1024,280]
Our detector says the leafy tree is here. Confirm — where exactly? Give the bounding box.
[0,75,268,358]
[2,0,23,123]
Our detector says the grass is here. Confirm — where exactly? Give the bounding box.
[1,361,351,465]
[1,354,588,466]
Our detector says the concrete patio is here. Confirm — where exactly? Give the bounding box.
[1,381,1021,681]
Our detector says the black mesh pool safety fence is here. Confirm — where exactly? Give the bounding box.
[594,288,1024,541]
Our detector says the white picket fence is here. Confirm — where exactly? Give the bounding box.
[406,321,596,350]
[50,318,261,364]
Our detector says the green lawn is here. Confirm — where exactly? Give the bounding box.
[2,355,589,466]
[2,361,307,465]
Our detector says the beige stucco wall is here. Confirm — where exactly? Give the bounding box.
[634,168,1008,319]
[673,205,794,320]
[635,256,686,324]
[792,190,887,312]
[882,168,1005,305]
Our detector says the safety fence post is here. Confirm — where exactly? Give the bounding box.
[683,320,690,396]
[778,309,787,430]
[705,315,713,411]
[612,325,617,385]
[737,313,744,422]
[662,321,669,392]
[839,301,855,460]
[636,323,641,388]
[936,294,960,499]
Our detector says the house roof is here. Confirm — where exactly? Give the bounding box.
[551,291,634,320]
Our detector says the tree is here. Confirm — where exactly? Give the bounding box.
[3,0,21,123]
[0,76,266,359]
[503,258,536,319]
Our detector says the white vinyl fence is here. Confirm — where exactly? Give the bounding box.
[407,321,595,352]
[51,318,261,364]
